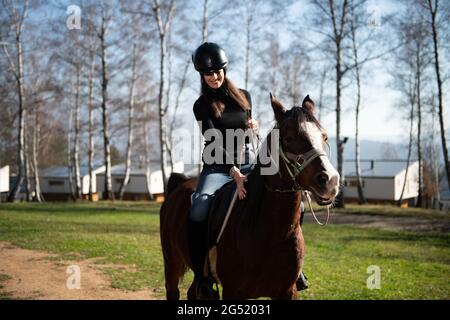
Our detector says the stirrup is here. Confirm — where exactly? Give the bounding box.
[296,272,309,291]
[196,277,220,300]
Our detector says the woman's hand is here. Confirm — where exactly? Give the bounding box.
[247,118,259,133]
[231,167,248,200]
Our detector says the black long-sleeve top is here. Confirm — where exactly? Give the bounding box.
[193,88,252,172]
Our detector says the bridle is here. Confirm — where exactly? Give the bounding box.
[263,121,331,226]
[264,122,327,193]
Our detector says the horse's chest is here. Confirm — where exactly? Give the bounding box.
[245,236,303,279]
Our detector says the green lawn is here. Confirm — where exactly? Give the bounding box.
[333,203,450,220]
[0,202,448,300]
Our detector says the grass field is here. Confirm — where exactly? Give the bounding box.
[0,202,449,299]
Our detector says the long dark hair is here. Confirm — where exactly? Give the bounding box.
[201,75,250,118]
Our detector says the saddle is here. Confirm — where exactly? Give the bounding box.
[202,165,264,284]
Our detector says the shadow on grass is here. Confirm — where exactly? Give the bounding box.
[0,203,161,216]
[2,220,160,237]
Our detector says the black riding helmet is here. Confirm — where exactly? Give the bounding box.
[192,42,228,73]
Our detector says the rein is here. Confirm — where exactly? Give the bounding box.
[216,121,331,247]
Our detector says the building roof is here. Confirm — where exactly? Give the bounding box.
[344,160,417,178]
[41,165,105,178]
[109,163,150,176]
[103,161,184,176]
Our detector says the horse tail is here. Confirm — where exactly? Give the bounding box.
[167,172,190,196]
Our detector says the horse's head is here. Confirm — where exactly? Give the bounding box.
[270,94,340,205]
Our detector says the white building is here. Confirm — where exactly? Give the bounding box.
[96,161,184,202]
[0,165,9,201]
[343,160,419,206]
[40,165,105,201]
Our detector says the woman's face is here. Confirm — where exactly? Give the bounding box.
[203,69,224,89]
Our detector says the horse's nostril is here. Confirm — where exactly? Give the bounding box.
[315,173,329,187]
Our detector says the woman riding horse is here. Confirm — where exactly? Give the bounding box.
[187,42,308,299]
[160,92,339,300]
[188,42,257,299]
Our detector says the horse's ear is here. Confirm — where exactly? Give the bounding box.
[302,95,315,114]
[270,92,286,124]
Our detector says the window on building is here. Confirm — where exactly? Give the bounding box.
[49,180,64,186]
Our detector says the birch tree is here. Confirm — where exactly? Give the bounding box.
[72,62,82,200]
[152,0,175,196]
[421,0,450,194]
[118,43,137,200]
[393,8,431,206]
[98,2,114,200]
[2,1,28,202]
[85,17,98,202]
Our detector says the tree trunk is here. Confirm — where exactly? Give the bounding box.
[158,36,168,196]
[335,50,345,208]
[118,44,137,200]
[144,102,154,201]
[202,0,208,42]
[165,36,174,174]
[88,45,96,202]
[427,0,450,195]
[398,78,415,206]
[351,16,366,204]
[431,101,440,208]
[73,64,82,200]
[99,12,114,201]
[67,92,75,201]
[8,17,26,202]
[329,0,349,208]
[24,139,32,201]
[152,0,175,196]
[32,103,42,202]
[416,49,423,208]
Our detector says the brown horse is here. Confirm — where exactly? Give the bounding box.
[160,94,340,300]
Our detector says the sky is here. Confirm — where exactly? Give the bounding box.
[11,0,447,154]
[276,0,414,143]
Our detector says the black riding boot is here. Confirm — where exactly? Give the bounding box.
[187,219,219,299]
[296,201,309,291]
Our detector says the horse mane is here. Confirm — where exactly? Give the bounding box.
[285,106,323,133]
[237,161,265,231]
[167,172,190,196]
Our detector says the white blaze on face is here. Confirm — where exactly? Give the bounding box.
[303,122,339,181]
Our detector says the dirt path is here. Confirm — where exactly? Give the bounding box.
[0,242,155,300]
[303,212,450,233]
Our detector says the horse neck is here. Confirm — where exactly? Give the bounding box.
[260,173,303,234]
